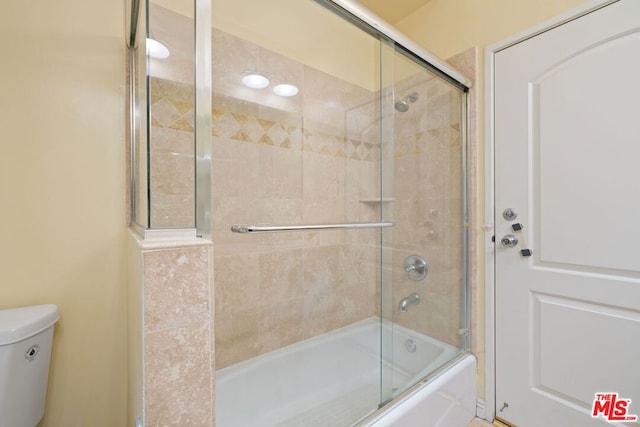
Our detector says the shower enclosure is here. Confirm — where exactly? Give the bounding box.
[134,0,470,425]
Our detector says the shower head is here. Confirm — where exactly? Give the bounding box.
[394,100,409,112]
[394,92,419,112]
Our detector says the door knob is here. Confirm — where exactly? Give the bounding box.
[503,208,518,221]
[501,234,518,247]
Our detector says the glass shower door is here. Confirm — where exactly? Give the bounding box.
[212,1,388,425]
[379,43,469,401]
[210,1,468,425]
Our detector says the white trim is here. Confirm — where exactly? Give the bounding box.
[137,228,213,250]
[483,43,497,422]
[484,0,616,423]
[485,0,616,54]
[143,228,197,241]
[328,0,471,88]
[476,399,486,420]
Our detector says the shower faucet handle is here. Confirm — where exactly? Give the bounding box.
[404,255,428,281]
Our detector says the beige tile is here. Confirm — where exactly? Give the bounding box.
[150,126,194,155]
[303,98,345,135]
[303,245,343,295]
[258,104,302,130]
[150,193,195,228]
[257,198,305,249]
[346,101,377,144]
[144,246,210,333]
[212,28,258,77]
[145,320,213,426]
[302,245,344,336]
[214,251,261,369]
[304,65,372,109]
[302,291,339,337]
[305,152,345,198]
[340,244,377,323]
[214,253,260,314]
[215,308,259,369]
[258,300,304,354]
[211,155,259,199]
[150,75,194,103]
[259,145,303,199]
[259,249,304,303]
[211,196,262,247]
[149,151,194,196]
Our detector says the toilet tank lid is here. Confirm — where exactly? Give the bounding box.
[0,304,59,345]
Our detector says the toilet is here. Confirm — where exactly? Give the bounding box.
[0,304,59,427]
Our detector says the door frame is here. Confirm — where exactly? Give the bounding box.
[483,0,616,422]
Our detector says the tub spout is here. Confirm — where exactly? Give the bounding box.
[398,293,420,312]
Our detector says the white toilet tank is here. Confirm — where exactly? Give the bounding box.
[0,304,59,427]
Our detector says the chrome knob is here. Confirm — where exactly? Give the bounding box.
[503,208,518,221]
[501,234,518,247]
[404,255,428,281]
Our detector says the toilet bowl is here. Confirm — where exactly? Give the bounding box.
[0,304,59,427]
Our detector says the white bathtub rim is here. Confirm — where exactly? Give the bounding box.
[217,316,459,383]
[357,353,477,426]
[216,317,471,427]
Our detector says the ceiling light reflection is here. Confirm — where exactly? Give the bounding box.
[242,74,270,89]
[273,84,299,97]
[146,38,170,59]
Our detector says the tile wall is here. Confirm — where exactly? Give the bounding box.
[134,237,215,426]
[211,28,382,369]
[149,78,195,228]
[210,27,473,369]
[387,70,466,347]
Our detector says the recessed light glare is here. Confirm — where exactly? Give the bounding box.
[242,74,270,89]
[146,38,170,59]
[273,84,299,97]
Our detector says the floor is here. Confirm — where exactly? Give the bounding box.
[468,418,494,427]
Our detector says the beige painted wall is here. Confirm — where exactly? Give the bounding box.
[397,0,590,60]
[0,0,127,426]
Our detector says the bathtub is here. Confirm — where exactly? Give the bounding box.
[216,317,476,427]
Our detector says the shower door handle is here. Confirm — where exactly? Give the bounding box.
[231,221,393,233]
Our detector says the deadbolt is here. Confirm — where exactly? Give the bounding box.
[501,234,518,247]
[503,208,518,221]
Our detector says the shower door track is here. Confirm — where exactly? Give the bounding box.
[231,221,393,234]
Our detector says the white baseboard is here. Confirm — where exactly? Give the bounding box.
[476,399,487,420]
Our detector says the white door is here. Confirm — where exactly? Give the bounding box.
[494,1,640,426]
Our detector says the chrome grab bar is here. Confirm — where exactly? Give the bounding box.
[230,221,393,234]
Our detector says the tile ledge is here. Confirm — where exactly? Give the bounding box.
[130,228,212,249]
